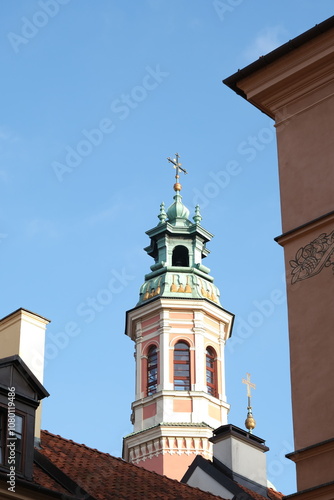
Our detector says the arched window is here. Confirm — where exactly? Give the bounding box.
[174,341,190,390]
[172,245,189,267]
[147,346,158,396]
[206,347,217,397]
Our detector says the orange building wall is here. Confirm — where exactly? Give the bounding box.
[169,311,194,321]
[142,314,160,329]
[208,403,221,421]
[276,111,334,493]
[274,72,334,453]
[135,452,199,481]
[203,315,219,331]
[225,23,334,496]
[143,403,157,420]
[276,82,334,234]
[135,455,164,476]
[162,453,200,481]
[281,223,334,465]
[173,399,192,413]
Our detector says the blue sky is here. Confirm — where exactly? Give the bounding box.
[1,1,333,495]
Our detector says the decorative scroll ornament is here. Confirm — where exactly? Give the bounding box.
[289,230,334,284]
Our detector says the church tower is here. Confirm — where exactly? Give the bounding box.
[122,156,234,480]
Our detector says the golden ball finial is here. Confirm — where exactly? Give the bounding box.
[174,182,182,191]
[245,410,256,432]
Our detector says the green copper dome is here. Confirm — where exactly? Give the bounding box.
[136,154,222,306]
[167,192,190,225]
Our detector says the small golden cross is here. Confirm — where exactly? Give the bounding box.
[242,372,256,400]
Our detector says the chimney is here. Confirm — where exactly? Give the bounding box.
[210,424,269,493]
[0,308,50,442]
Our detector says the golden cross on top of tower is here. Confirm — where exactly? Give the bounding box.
[242,373,256,433]
[242,372,256,400]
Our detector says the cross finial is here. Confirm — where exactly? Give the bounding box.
[167,153,188,192]
[242,373,256,433]
[242,372,256,401]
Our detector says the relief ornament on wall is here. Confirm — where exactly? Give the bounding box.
[290,230,334,284]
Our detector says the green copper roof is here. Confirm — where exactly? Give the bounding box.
[136,155,221,306]
[166,192,190,226]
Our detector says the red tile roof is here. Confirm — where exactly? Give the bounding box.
[35,430,226,500]
[33,462,71,495]
[33,430,284,500]
[268,488,284,500]
[239,483,284,500]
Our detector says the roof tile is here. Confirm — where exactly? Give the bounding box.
[33,462,71,495]
[33,430,284,500]
[239,483,284,500]
[35,430,227,500]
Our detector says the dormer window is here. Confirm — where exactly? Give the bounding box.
[172,245,189,267]
[13,414,23,469]
[0,355,49,480]
[0,407,24,471]
[0,407,5,464]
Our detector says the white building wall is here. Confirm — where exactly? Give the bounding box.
[214,435,267,487]
[186,468,234,499]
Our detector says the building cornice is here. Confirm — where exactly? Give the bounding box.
[275,210,334,246]
[223,16,334,119]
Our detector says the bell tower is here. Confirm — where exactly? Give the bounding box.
[122,155,234,480]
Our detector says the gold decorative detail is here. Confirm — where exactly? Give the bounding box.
[185,276,192,293]
[206,285,216,302]
[154,278,161,296]
[170,274,178,292]
[245,412,256,431]
[143,290,150,300]
[178,284,185,292]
